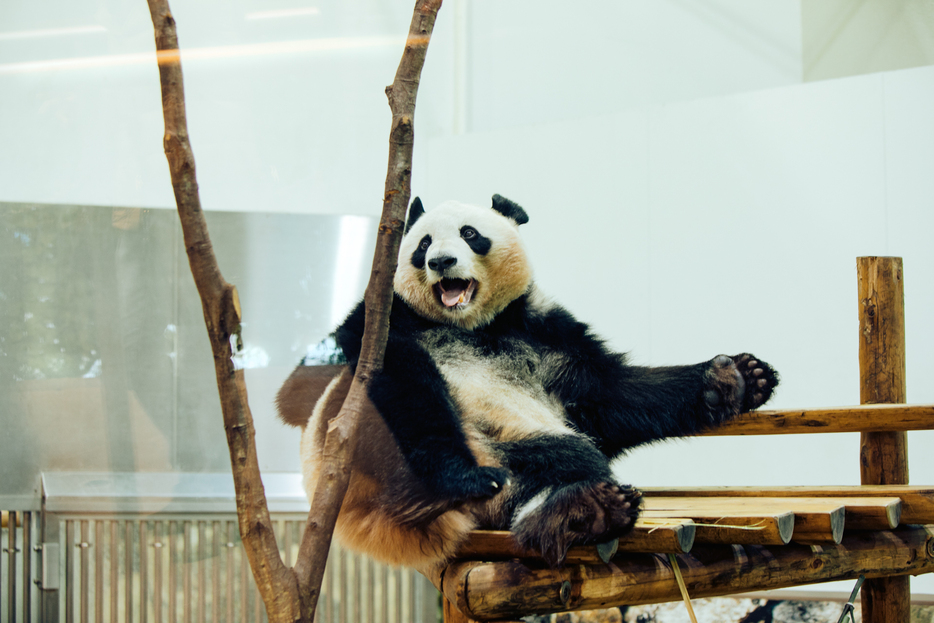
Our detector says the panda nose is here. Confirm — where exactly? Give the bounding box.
[428,255,457,272]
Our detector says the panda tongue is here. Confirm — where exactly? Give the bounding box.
[440,279,472,308]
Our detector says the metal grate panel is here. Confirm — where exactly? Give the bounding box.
[46,514,436,623]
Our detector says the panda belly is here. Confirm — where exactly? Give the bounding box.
[425,333,573,441]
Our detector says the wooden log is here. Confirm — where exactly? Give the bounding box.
[644,496,900,531]
[642,486,934,524]
[440,526,934,621]
[858,257,910,623]
[454,520,695,561]
[702,403,934,436]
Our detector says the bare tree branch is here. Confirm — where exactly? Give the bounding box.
[146,0,443,620]
[145,2,303,620]
[292,0,444,604]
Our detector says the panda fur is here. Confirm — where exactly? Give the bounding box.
[279,194,779,572]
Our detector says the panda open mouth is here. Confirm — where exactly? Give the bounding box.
[435,278,478,309]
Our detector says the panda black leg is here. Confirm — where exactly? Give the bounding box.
[511,481,641,567]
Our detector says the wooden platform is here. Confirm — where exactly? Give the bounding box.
[434,258,934,623]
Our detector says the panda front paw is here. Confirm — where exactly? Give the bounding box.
[703,353,779,422]
[442,466,510,502]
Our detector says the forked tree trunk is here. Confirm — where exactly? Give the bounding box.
[144,1,443,620]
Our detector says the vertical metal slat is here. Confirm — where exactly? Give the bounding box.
[110,521,118,623]
[94,521,103,623]
[80,520,89,623]
[153,522,163,623]
[239,531,248,623]
[23,511,33,623]
[197,521,206,623]
[6,511,17,623]
[212,521,220,623]
[169,521,177,623]
[125,521,134,623]
[66,520,75,623]
[183,521,192,623]
[139,521,148,623]
[226,521,235,623]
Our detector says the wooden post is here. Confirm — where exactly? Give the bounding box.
[857,256,910,623]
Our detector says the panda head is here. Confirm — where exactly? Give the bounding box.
[394,195,532,330]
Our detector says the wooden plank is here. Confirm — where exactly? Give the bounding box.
[439,526,934,621]
[640,510,793,545]
[644,496,900,531]
[643,497,846,544]
[700,403,934,436]
[858,256,909,623]
[642,485,934,524]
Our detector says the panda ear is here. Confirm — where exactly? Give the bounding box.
[404,197,425,234]
[491,194,529,225]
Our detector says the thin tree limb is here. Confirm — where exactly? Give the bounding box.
[292,0,443,605]
[147,0,443,620]
[145,2,302,621]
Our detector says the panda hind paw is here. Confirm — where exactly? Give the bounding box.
[513,482,641,567]
[704,353,780,422]
[731,353,779,411]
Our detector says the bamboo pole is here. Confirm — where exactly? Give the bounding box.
[857,256,909,623]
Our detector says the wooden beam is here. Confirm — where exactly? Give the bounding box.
[440,526,934,621]
[858,257,910,623]
[642,485,934,524]
[700,403,934,436]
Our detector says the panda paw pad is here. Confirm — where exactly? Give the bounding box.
[704,353,779,421]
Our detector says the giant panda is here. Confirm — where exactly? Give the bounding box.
[277,194,779,572]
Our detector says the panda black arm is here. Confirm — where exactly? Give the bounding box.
[532,305,778,458]
[335,297,507,502]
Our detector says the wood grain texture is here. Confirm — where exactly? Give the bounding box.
[642,486,934,524]
[440,526,934,621]
[703,403,934,435]
[454,520,695,561]
[644,497,900,531]
[857,257,910,623]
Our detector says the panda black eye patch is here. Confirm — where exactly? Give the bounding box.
[460,226,491,255]
[411,235,431,269]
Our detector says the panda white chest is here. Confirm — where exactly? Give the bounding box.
[418,329,573,439]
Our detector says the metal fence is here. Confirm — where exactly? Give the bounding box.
[2,510,438,623]
[2,511,35,623]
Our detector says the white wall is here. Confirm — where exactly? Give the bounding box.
[422,65,934,595]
